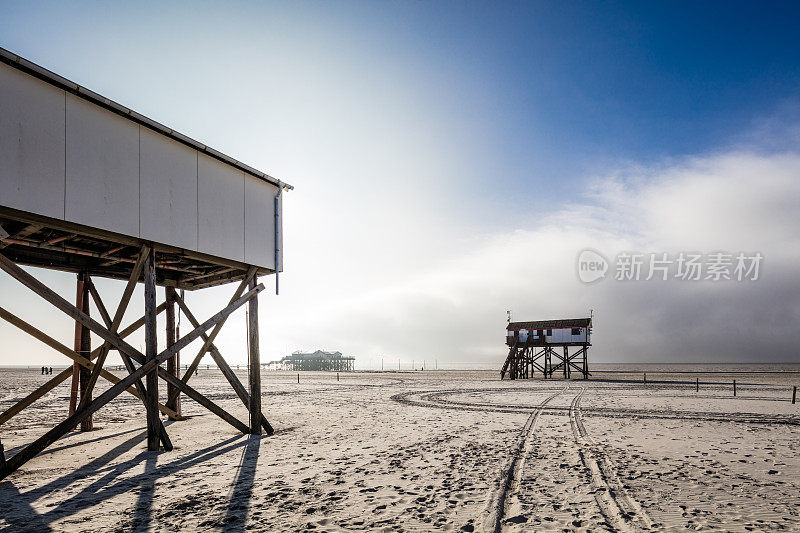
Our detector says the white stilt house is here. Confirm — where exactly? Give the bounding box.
[502,318,592,379]
[0,46,292,479]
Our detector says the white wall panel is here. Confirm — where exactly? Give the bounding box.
[65,94,139,236]
[0,63,66,219]
[139,128,198,250]
[244,174,277,269]
[1,62,281,269]
[198,154,244,262]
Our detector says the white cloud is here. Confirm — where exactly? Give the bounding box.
[257,151,800,367]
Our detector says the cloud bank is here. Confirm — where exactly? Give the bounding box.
[256,151,800,368]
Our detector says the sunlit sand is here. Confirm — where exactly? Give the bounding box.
[1,366,797,531]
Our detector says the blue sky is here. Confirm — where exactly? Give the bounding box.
[1,2,799,365]
[5,2,799,201]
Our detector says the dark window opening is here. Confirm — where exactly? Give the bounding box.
[546,329,552,336]
[571,328,581,336]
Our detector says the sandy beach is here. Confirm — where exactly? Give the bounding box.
[0,367,798,532]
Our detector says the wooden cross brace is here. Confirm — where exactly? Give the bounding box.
[0,251,265,480]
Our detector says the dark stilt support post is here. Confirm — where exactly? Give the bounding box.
[247,276,262,434]
[69,271,92,431]
[165,287,181,420]
[583,348,589,379]
[68,273,85,418]
[143,247,160,450]
[78,272,92,431]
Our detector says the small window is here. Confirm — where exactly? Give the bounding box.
[546,329,552,336]
[571,328,581,336]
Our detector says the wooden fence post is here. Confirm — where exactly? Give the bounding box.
[792,386,796,404]
[733,379,736,397]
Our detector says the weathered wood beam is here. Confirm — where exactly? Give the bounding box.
[0,283,263,480]
[100,245,125,257]
[165,287,181,420]
[45,233,76,246]
[0,224,41,249]
[87,263,172,450]
[181,266,235,284]
[77,272,93,431]
[143,247,160,451]
[0,252,246,433]
[170,267,257,403]
[0,368,71,425]
[0,306,178,424]
[0,298,170,425]
[173,291,273,434]
[68,273,87,417]
[248,276,263,435]
[1,237,199,275]
[80,246,148,409]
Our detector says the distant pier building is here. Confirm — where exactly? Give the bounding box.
[502,318,592,379]
[279,351,355,372]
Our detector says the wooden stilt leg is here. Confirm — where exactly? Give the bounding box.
[167,268,257,404]
[0,286,260,480]
[248,276,262,434]
[172,293,273,434]
[165,287,181,420]
[78,272,92,431]
[0,305,176,426]
[68,273,85,417]
[143,248,160,451]
[0,251,262,471]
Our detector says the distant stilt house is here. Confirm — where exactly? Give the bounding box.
[502,318,592,379]
[278,351,355,372]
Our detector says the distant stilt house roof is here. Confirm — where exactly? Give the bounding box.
[507,317,591,330]
[282,350,355,361]
[275,350,355,372]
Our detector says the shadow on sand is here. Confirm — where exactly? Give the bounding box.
[0,426,266,532]
[222,434,262,532]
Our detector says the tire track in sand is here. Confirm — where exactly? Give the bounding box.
[569,387,653,531]
[485,386,566,532]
